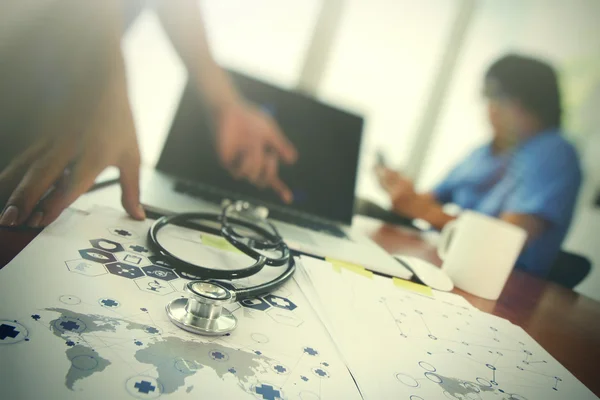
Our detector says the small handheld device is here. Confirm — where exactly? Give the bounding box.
[375,150,389,168]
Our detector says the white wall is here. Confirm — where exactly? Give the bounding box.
[122,10,187,169]
[200,0,321,88]
[317,0,459,206]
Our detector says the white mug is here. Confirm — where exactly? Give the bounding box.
[437,210,527,300]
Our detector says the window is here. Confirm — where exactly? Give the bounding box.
[317,0,459,205]
[201,0,321,88]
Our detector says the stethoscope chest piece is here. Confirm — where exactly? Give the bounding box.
[166,281,237,336]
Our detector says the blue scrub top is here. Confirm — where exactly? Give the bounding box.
[433,130,582,277]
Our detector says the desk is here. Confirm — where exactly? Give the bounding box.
[1,216,599,396]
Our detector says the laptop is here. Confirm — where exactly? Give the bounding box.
[141,70,411,279]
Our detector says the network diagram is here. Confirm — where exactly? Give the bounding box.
[0,216,360,400]
[381,294,562,400]
[299,258,595,400]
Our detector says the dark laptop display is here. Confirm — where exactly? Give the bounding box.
[156,70,363,226]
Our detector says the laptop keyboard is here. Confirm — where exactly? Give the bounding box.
[174,181,348,239]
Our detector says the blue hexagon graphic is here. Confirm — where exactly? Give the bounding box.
[148,255,172,269]
[109,227,137,239]
[79,248,116,264]
[129,244,150,254]
[263,294,297,311]
[105,262,145,279]
[89,238,124,253]
[142,266,179,281]
[66,259,108,276]
[240,297,271,311]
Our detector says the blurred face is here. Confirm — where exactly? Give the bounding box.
[483,78,524,144]
[487,98,518,140]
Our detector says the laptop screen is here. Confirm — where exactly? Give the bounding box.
[156,70,363,225]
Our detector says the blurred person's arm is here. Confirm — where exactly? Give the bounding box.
[0,2,144,227]
[376,167,455,230]
[154,0,297,203]
[498,143,581,244]
[376,167,551,243]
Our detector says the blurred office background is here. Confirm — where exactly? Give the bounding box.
[121,0,600,299]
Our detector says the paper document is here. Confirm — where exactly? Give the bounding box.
[0,207,361,399]
[300,256,598,400]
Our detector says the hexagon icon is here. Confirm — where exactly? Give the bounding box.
[105,262,145,279]
[79,248,117,264]
[116,252,151,267]
[240,297,271,311]
[263,294,297,311]
[135,277,175,295]
[128,244,150,254]
[66,259,108,277]
[142,266,179,281]
[108,227,139,241]
[90,238,124,253]
[266,308,303,327]
[148,255,172,269]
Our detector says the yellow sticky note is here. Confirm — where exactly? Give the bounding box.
[393,277,433,297]
[201,234,242,254]
[326,258,373,279]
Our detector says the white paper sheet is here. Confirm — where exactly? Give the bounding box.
[0,207,361,399]
[432,290,476,310]
[300,256,598,400]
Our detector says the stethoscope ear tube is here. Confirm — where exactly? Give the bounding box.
[148,212,269,279]
[148,206,292,280]
[153,203,296,336]
[221,224,290,267]
[234,257,296,301]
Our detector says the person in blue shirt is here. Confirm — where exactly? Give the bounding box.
[377,54,582,277]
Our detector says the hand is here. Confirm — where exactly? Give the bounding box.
[216,103,298,203]
[0,82,145,227]
[376,167,416,201]
[375,166,418,213]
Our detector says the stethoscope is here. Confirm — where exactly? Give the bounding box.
[147,201,295,336]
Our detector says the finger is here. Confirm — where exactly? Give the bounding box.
[217,123,246,179]
[217,115,242,168]
[259,154,293,203]
[383,169,399,186]
[264,122,297,164]
[37,152,107,226]
[228,152,245,180]
[270,175,293,204]
[257,153,278,189]
[0,159,35,208]
[0,137,52,206]
[118,152,145,220]
[238,142,263,184]
[23,171,70,227]
[0,140,77,226]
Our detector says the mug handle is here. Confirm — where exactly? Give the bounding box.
[437,220,457,260]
